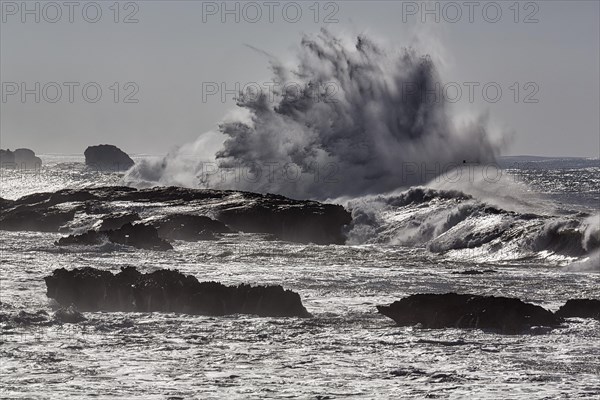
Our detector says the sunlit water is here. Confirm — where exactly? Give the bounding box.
[1,156,599,399]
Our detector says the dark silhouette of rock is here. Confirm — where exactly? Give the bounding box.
[54,306,86,323]
[377,293,562,334]
[0,207,77,232]
[1,148,42,169]
[153,214,232,241]
[98,212,140,231]
[45,267,311,317]
[2,310,49,325]
[84,144,134,171]
[107,223,173,250]
[1,186,351,244]
[555,299,600,320]
[453,269,497,275]
[55,223,173,251]
[0,197,14,211]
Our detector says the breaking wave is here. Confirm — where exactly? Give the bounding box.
[344,167,600,265]
[124,29,503,199]
[119,29,598,264]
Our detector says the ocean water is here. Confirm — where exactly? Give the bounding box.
[1,155,599,399]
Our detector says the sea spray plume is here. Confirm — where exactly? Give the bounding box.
[211,29,502,198]
[124,30,502,198]
[124,129,225,188]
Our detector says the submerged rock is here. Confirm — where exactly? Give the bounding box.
[84,144,134,171]
[1,186,351,244]
[55,223,173,251]
[44,267,311,318]
[555,299,600,320]
[377,293,562,334]
[0,148,42,169]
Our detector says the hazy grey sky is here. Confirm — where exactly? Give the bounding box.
[1,0,599,157]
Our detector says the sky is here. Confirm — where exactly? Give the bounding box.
[1,0,599,158]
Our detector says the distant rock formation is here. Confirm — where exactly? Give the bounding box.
[55,223,173,251]
[0,186,351,244]
[0,148,42,169]
[84,144,134,171]
[45,267,311,317]
[377,293,562,334]
[555,299,600,320]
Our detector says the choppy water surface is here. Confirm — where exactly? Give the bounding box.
[1,156,599,398]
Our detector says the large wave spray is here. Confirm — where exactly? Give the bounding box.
[125,29,503,199]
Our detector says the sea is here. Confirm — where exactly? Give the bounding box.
[1,154,599,399]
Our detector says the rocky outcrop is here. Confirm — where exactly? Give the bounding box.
[54,306,87,323]
[45,267,311,317]
[97,212,140,231]
[377,293,562,334]
[55,223,173,251]
[555,299,600,320]
[0,148,42,169]
[84,144,134,171]
[0,206,77,232]
[1,186,351,244]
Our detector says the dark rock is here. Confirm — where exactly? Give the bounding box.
[98,212,140,231]
[45,267,311,318]
[216,193,351,244]
[377,293,562,334]
[0,207,76,232]
[54,306,86,323]
[107,223,173,250]
[453,269,497,275]
[555,299,600,320]
[84,144,134,171]
[55,223,173,251]
[0,148,42,169]
[1,186,351,244]
[0,197,14,211]
[45,267,124,311]
[10,310,49,325]
[153,214,231,241]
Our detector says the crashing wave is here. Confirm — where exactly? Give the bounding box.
[344,170,599,265]
[124,29,503,199]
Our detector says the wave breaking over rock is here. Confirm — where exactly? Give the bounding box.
[124,29,503,199]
